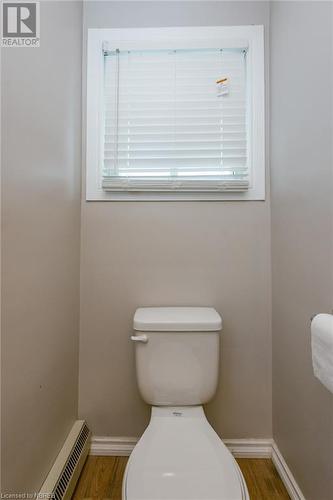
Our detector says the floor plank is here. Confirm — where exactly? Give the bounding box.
[72,456,290,499]
[72,456,127,500]
[237,458,290,500]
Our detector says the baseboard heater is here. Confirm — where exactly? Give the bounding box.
[39,420,91,500]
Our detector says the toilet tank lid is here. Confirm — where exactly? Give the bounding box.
[133,307,222,332]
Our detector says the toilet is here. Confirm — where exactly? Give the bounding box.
[123,307,249,500]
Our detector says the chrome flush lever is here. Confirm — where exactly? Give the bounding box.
[130,334,148,343]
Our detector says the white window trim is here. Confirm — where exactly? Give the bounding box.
[86,25,265,201]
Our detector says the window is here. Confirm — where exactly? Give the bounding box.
[86,26,265,201]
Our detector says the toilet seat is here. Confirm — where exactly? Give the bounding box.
[123,406,249,500]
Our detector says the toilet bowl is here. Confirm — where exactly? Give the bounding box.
[124,307,249,500]
[123,406,249,500]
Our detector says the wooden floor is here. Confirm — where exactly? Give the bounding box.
[73,456,290,500]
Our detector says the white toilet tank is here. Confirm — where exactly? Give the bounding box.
[132,307,222,406]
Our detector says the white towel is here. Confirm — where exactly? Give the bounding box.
[311,313,333,394]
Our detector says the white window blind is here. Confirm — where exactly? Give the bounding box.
[102,47,249,192]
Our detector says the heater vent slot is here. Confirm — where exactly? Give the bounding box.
[40,420,91,500]
[54,424,90,500]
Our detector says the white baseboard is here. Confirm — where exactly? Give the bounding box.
[90,436,272,459]
[223,438,273,458]
[91,436,138,456]
[91,436,305,500]
[272,443,306,500]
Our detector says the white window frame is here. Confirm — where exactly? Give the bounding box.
[86,25,265,201]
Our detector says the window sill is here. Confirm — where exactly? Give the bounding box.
[86,188,265,202]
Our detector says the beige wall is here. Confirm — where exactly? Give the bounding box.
[1,2,82,493]
[79,1,272,439]
[270,2,333,499]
